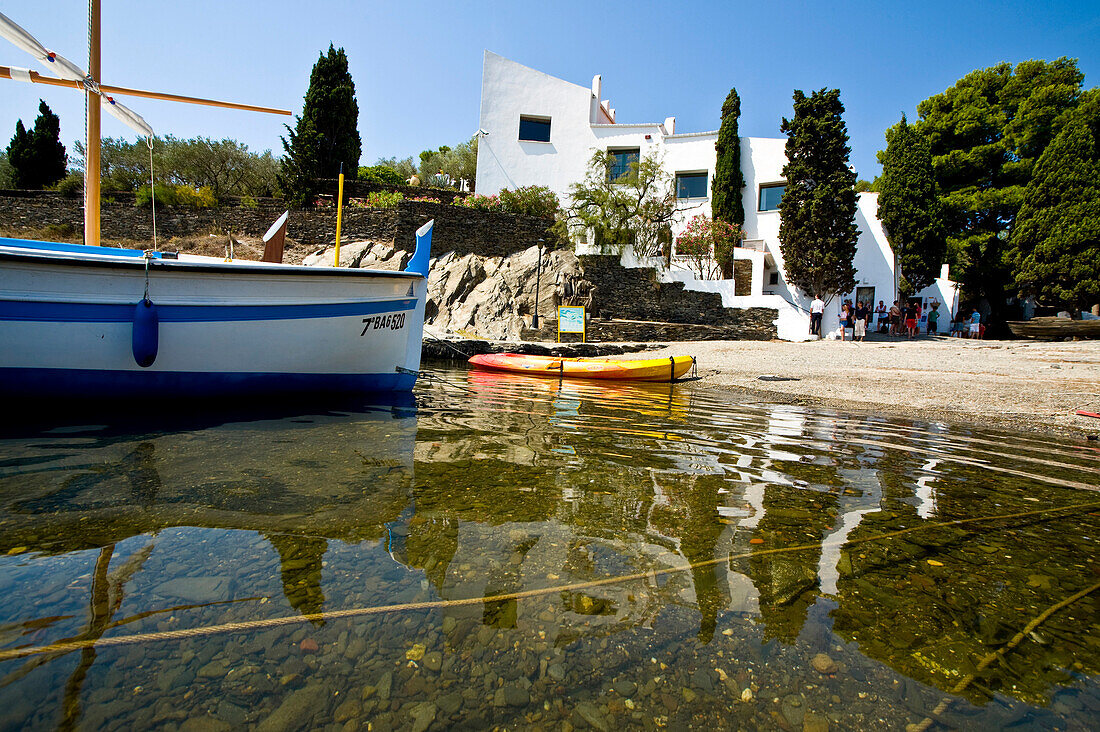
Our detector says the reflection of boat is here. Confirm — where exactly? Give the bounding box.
[0,225,432,397]
[469,353,695,382]
[1006,317,1100,340]
[0,402,418,554]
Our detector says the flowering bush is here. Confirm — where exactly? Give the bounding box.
[364,190,404,209]
[408,195,442,203]
[674,215,745,280]
[454,193,502,211]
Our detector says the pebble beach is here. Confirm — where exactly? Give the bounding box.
[639,337,1100,438]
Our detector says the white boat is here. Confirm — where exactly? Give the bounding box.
[0,222,433,398]
[0,6,432,398]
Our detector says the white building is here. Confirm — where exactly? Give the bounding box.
[475,51,956,340]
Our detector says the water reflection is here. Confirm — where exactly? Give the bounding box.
[0,372,1096,730]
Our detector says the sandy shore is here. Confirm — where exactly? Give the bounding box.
[636,336,1100,439]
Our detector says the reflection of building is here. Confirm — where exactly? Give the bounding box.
[475,51,958,340]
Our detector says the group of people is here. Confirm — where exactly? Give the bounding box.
[950,307,985,339]
[809,296,972,340]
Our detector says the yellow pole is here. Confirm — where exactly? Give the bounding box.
[334,171,345,267]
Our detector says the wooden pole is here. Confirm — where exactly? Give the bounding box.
[0,68,291,116]
[85,0,101,247]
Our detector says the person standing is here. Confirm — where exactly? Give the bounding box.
[889,301,902,336]
[905,301,918,339]
[854,300,868,341]
[809,295,825,337]
[969,308,982,339]
[927,303,940,334]
[875,300,888,334]
[838,302,851,341]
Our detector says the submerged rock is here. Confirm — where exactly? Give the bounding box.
[255,684,326,732]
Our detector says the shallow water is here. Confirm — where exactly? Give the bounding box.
[0,366,1097,731]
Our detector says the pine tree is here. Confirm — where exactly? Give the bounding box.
[1008,90,1100,311]
[712,88,745,225]
[877,115,945,295]
[778,89,858,299]
[916,58,1083,325]
[280,45,362,206]
[6,100,67,189]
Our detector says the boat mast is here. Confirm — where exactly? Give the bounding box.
[0,2,291,248]
[85,0,101,247]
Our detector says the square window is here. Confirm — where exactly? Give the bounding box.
[769,272,780,285]
[519,116,551,142]
[608,148,640,181]
[758,183,786,211]
[676,172,708,199]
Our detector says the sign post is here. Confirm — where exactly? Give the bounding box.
[557,306,586,342]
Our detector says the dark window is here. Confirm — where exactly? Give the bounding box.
[608,148,640,180]
[676,172,708,199]
[519,116,551,142]
[758,184,786,211]
[769,272,780,285]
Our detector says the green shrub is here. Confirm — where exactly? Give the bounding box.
[52,172,84,198]
[240,194,259,209]
[499,185,560,218]
[136,183,216,208]
[358,165,405,186]
[44,222,77,238]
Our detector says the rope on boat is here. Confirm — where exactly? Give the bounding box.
[910,578,1100,732]
[0,499,1097,662]
[147,136,157,251]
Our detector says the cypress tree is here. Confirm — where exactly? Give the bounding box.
[777,89,859,299]
[876,114,945,295]
[712,88,745,225]
[6,100,67,189]
[280,44,362,206]
[1008,90,1100,311]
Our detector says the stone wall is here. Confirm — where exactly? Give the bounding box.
[0,191,553,257]
[579,254,777,336]
[521,317,776,342]
[394,201,555,258]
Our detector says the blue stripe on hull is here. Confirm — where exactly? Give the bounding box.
[0,298,416,323]
[0,367,417,398]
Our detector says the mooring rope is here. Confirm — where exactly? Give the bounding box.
[910,578,1100,732]
[0,499,1097,663]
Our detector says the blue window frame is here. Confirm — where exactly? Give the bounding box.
[519,116,551,142]
[676,172,708,199]
[758,184,785,211]
[608,148,639,180]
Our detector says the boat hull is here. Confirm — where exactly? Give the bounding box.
[468,353,695,382]
[0,238,427,397]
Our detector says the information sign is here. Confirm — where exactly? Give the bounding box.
[557,306,586,342]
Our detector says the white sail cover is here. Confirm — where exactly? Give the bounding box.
[0,10,153,138]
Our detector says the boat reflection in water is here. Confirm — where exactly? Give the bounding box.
[0,371,1097,730]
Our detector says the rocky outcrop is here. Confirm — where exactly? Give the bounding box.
[303,241,777,342]
[303,241,582,341]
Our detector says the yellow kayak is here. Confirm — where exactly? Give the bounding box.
[468,353,695,382]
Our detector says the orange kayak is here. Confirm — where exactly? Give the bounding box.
[468,353,695,382]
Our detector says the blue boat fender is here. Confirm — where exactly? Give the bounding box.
[132,298,159,367]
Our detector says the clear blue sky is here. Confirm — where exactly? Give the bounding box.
[2,1,1097,181]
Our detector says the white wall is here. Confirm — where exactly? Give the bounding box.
[476,52,954,341]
